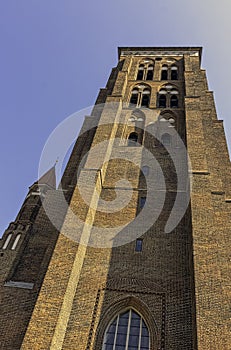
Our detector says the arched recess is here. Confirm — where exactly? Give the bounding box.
[136,59,155,81]
[127,109,146,146]
[129,84,151,108]
[94,296,158,350]
[157,84,179,109]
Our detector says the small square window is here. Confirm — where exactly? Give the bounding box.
[135,239,143,252]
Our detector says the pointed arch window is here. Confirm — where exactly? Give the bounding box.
[137,65,144,80]
[157,85,179,108]
[141,89,150,107]
[137,61,154,81]
[171,65,178,80]
[102,309,150,350]
[146,65,154,80]
[158,94,166,108]
[161,65,168,80]
[130,89,139,106]
[170,95,178,108]
[130,86,151,108]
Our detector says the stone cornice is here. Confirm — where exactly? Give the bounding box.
[118,46,202,62]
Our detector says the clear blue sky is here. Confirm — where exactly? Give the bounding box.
[0,0,230,235]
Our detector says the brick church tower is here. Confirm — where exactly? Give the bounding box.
[0,47,230,350]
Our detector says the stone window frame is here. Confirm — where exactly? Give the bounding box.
[94,296,158,350]
[160,62,179,81]
[129,84,151,108]
[157,83,179,109]
[102,308,149,349]
[136,59,155,81]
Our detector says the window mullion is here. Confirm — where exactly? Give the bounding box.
[125,309,132,350]
[113,315,119,350]
[138,316,142,350]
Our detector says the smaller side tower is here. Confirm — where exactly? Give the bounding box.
[0,166,59,350]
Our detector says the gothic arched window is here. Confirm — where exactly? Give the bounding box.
[141,89,150,107]
[102,309,150,350]
[146,65,154,80]
[161,65,168,80]
[128,132,138,146]
[130,86,151,108]
[157,85,179,108]
[158,94,166,108]
[137,64,144,80]
[171,65,178,80]
[170,95,178,108]
[137,61,154,81]
[130,89,139,106]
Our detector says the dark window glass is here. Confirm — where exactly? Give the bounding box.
[161,68,168,80]
[170,95,178,108]
[146,65,154,80]
[159,94,166,108]
[130,92,138,106]
[135,239,143,252]
[137,70,144,80]
[171,69,178,80]
[128,132,138,146]
[141,94,150,107]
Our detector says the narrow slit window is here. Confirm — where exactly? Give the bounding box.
[135,239,143,252]
[2,233,12,250]
[11,234,21,250]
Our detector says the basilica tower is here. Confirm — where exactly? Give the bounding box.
[0,47,230,350]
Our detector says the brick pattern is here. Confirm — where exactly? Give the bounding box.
[0,47,230,350]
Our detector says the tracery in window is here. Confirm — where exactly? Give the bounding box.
[136,60,154,81]
[161,63,179,80]
[157,84,179,108]
[102,309,150,350]
[130,85,151,108]
[137,64,144,80]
